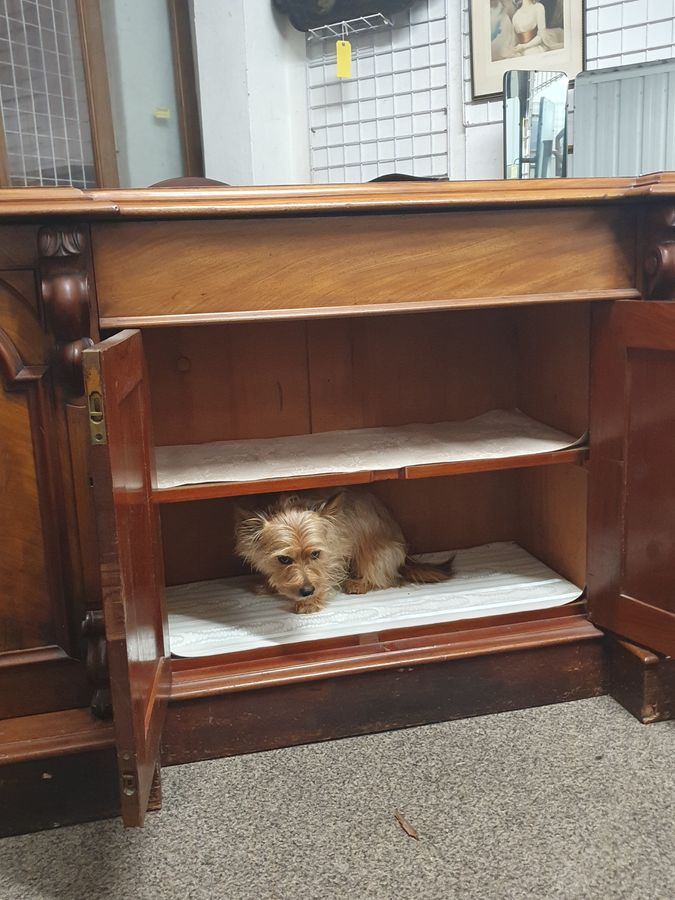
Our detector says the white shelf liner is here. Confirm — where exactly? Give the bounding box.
[155,409,580,489]
[167,542,583,658]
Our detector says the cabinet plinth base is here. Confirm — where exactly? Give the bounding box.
[162,619,608,766]
[608,636,675,723]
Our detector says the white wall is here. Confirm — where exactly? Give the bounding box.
[101,0,184,187]
[191,0,310,185]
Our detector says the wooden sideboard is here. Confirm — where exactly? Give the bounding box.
[1,176,675,836]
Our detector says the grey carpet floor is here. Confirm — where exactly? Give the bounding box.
[1,696,673,900]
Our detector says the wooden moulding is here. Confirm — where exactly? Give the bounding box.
[169,603,596,700]
[0,707,115,766]
[153,446,589,504]
[2,171,675,220]
[163,607,607,765]
[100,290,640,330]
[607,636,675,723]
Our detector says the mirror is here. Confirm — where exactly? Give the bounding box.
[503,70,568,180]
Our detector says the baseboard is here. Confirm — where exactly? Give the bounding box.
[162,618,608,765]
[0,708,119,838]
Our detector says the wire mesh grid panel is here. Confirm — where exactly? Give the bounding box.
[0,0,95,187]
[307,0,449,183]
[585,0,675,69]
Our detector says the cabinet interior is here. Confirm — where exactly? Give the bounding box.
[141,302,591,660]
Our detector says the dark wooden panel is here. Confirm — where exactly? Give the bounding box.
[0,649,89,719]
[623,348,675,614]
[163,625,607,765]
[143,322,310,446]
[588,302,675,656]
[307,309,516,431]
[92,207,636,320]
[0,749,119,837]
[0,225,40,269]
[161,498,244,584]
[516,302,590,436]
[608,636,675,724]
[0,326,70,654]
[0,273,49,364]
[517,464,588,588]
[372,471,518,555]
[0,388,53,650]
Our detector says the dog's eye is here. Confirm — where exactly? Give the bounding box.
[310,550,321,560]
[277,555,293,565]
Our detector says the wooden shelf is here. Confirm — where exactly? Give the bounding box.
[153,445,587,503]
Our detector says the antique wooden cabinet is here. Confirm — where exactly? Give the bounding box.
[1,176,674,836]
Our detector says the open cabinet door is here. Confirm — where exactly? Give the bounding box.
[83,330,169,826]
[588,302,675,656]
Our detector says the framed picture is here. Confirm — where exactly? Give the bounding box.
[469,0,584,100]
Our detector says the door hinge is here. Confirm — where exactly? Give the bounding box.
[83,354,107,445]
[121,772,137,797]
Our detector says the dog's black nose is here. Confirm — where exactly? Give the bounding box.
[299,585,315,597]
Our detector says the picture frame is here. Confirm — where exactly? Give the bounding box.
[469,0,585,100]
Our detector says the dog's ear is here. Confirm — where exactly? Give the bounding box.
[235,512,268,544]
[232,504,251,526]
[316,492,344,517]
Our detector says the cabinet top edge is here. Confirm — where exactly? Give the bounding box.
[0,173,674,220]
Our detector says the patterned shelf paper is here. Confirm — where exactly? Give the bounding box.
[167,541,583,658]
[155,409,580,489]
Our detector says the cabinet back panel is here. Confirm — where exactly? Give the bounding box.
[93,208,636,320]
[307,310,517,431]
[145,310,519,445]
[517,465,588,587]
[143,321,311,446]
[516,303,590,436]
[161,473,519,586]
[145,305,588,447]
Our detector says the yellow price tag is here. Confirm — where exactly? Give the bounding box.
[336,39,352,79]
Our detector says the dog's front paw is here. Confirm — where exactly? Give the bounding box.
[344,578,367,595]
[294,597,326,614]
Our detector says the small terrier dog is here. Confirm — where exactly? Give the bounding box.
[235,489,453,614]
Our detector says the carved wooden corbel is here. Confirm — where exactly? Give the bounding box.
[81,610,112,718]
[643,205,675,300]
[38,224,94,396]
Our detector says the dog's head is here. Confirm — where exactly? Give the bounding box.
[235,493,347,603]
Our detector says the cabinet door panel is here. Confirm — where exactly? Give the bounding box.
[588,302,675,655]
[83,330,168,827]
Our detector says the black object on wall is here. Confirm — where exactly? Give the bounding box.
[273,1,417,31]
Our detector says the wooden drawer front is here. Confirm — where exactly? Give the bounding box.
[93,207,637,324]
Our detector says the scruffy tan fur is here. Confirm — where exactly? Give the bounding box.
[235,489,453,614]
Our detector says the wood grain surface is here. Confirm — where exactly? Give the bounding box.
[92,208,636,319]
